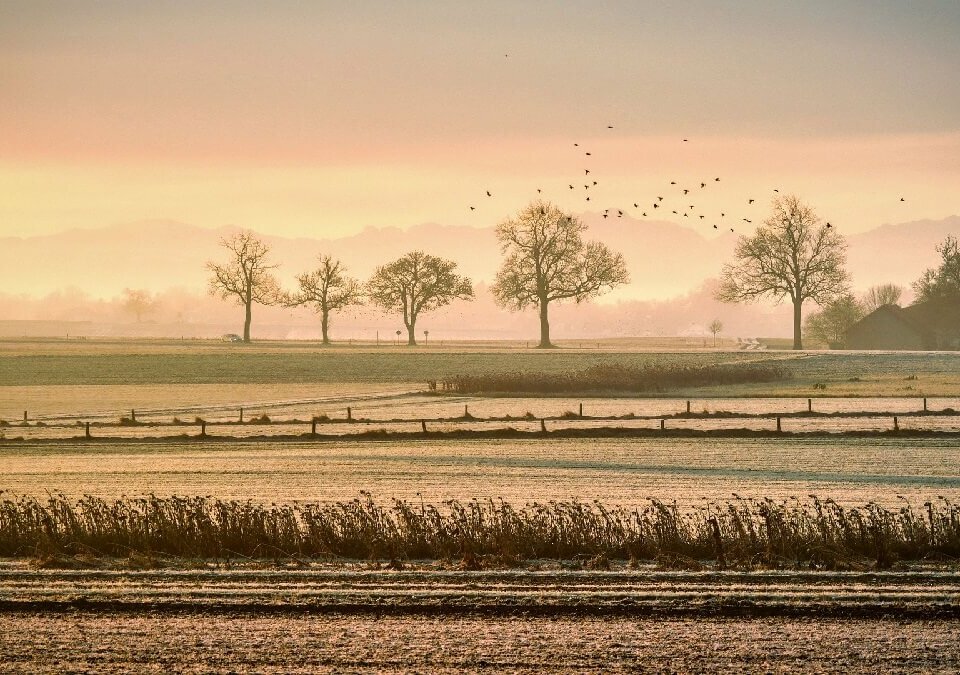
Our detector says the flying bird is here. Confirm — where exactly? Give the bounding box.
[469,206,475,211]
[721,213,725,217]
[574,143,579,147]
[585,152,591,156]
[602,213,608,218]
[743,218,752,223]
[657,196,664,201]
[683,138,688,142]
[683,189,690,195]
[642,212,647,217]
[569,184,575,189]
[653,203,659,209]
[773,189,779,193]
[607,125,614,129]
[699,215,705,219]
[683,213,689,217]
[486,190,492,197]
[593,181,598,186]
[618,210,623,217]
[670,181,677,185]
[672,210,678,214]
[826,222,832,228]
[713,224,718,229]
[537,188,541,193]
[900,197,905,202]
[700,182,706,188]
[748,199,754,204]
[585,169,590,175]
[715,177,720,182]
[633,203,639,208]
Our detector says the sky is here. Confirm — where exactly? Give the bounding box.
[2,1,959,240]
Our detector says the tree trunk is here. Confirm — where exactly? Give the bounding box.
[406,320,417,346]
[243,297,252,343]
[793,299,803,350]
[321,311,330,345]
[538,299,552,348]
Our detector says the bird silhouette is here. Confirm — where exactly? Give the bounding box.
[469,206,475,211]
[592,181,598,186]
[900,197,905,202]
[633,203,639,208]
[607,125,614,129]
[743,218,752,223]
[826,222,832,228]
[699,215,705,219]
[486,190,492,197]
[602,213,608,218]
[748,199,754,204]
[672,210,678,214]
[773,189,779,193]
[585,152,591,156]
[683,138,688,142]
[537,188,542,193]
[618,210,623,217]
[642,212,647,217]
[670,181,677,185]
[700,182,706,188]
[730,228,735,232]
[683,213,689,217]
[657,196,664,201]
[586,196,591,201]
[715,177,720,182]
[574,143,579,147]
[689,205,695,209]
[653,203,659,209]
[683,189,690,195]
[585,169,590,175]
[569,184,575,189]
[713,224,718,229]
[721,213,725,217]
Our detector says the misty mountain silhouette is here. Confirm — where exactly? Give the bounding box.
[1,215,956,301]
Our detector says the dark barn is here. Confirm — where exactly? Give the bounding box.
[845,298,960,350]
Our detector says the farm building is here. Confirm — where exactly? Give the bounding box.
[845,298,960,350]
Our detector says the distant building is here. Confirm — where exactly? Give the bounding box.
[845,298,960,350]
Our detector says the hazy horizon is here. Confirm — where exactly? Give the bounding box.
[2,2,959,241]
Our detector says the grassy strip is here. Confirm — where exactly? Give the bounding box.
[440,363,791,394]
[2,494,957,570]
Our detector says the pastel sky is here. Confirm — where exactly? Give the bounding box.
[2,1,959,238]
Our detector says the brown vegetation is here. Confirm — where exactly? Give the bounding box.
[2,494,956,569]
[440,362,790,394]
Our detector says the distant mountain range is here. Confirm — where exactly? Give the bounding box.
[3,214,956,302]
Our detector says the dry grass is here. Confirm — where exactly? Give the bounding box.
[2,493,956,569]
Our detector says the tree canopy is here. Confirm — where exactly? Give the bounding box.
[367,251,473,345]
[491,201,628,347]
[804,294,865,348]
[912,235,960,304]
[717,195,849,349]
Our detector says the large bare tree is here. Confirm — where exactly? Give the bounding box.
[717,195,849,350]
[206,231,280,342]
[492,201,629,348]
[285,255,363,344]
[367,251,473,345]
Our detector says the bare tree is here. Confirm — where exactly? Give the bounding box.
[121,288,156,323]
[861,283,903,313]
[492,201,629,348]
[912,235,960,303]
[367,251,473,346]
[804,294,865,348]
[285,256,363,344]
[708,319,723,347]
[717,195,849,350]
[206,231,280,342]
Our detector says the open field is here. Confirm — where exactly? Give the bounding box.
[2,436,957,507]
[3,338,960,397]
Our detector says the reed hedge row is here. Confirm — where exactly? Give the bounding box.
[440,363,790,394]
[1,493,956,569]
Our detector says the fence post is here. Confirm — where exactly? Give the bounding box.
[807,398,812,413]
[200,420,207,437]
[893,416,899,432]
[660,419,665,430]
[686,400,691,414]
[85,422,91,438]
[579,402,583,418]
[540,419,547,433]
[347,406,352,421]
[311,418,317,435]
[923,398,927,412]
[421,420,427,433]
[240,407,244,423]
[464,405,469,417]
[131,409,136,422]
[776,416,782,433]
[23,411,27,423]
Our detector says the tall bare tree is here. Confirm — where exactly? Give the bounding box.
[367,251,473,345]
[492,201,629,348]
[861,283,903,312]
[285,256,363,344]
[717,195,849,350]
[206,231,280,342]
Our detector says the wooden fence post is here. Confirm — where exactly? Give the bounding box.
[421,420,427,433]
[23,411,27,423]
[240,407,244,423]
[686,401,691,414]
[311,418,317,435]
[923,398,928,412]
[579,402,583,418]
[131,409,136,422]
[660,419,665,430]
[893,416,899,432]
[85,422,91,438]
[776,417,782,433]
[540,419,547,433]
[347,406,352,421]
[200,420,207,437]
[807,398,812,413]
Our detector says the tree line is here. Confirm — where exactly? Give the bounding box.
[207,195,959,348]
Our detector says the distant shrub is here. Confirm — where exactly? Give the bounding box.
[441,362,790,394]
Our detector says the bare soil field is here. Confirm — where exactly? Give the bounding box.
[2,611,957,673]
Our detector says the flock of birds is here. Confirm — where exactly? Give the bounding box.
[468,127,908,234]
